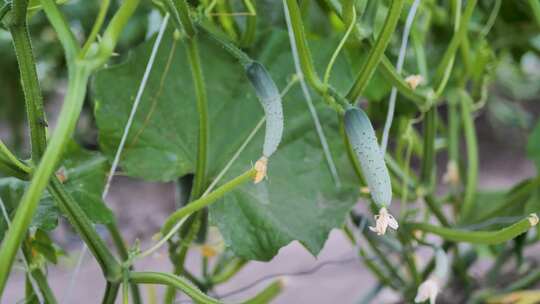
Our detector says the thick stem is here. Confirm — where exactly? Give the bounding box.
[101,282,121,304]
[49,174,122,282]
[0,65,91,295]
[9,25,47,161]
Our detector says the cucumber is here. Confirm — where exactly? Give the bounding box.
[345,106,392,206]
[245,61,284,158]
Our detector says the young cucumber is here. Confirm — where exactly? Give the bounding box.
[245,61,284,158]
[345,106,392,206]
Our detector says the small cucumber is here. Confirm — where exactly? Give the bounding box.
[345,106,392,206]
[245,61,284,158]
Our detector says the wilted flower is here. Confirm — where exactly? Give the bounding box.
[369,207,399,235]
[405,74,424,90]
[254,156,268,184]
[415,278,439,304]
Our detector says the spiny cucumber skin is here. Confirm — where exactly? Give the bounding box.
[246,61,284,158]
[345,107,392,207]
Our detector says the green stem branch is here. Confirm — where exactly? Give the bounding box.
[346,0,404,102]
[161,168,256,235]
[0,64,91,295]
[407,215,537,244]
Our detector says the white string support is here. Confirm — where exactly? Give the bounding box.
[62,14,170,304]
[380,0,421,154]
[282,0,342,188]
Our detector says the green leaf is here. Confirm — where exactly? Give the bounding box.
[527,120,540,171]
[0,143,113,241]
[93,28,359,260]
[54,143,114,224]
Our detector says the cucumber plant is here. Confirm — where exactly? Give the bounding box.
[0,0,540,303]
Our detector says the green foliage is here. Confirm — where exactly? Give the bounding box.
[0,0,540,303]
[94,29,358,260]
[0,143,114,241]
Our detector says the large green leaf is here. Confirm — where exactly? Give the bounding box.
[0,143,114,241]
[93,28,360,260]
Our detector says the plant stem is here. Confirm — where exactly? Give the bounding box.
[459,91,478,219]
[527,0,540,27]
[0,140,31,174]
[40,0,80,64]
[282,0,325,92]
[49,177,122,282]
[365,234,406,286]
[101,282,121,304]
[92,0,141,69]
[240,0,256,47]
[130,272,222,304]
[80,0,110,57]
[420,107,437,191]
[210,258,247,285]
[171,0,196,37]
[30,267,57,304]
[323,1,356,87]
[324,3,429,109]
[0,65,90,295]
[407,215,536,244]
[161,168,256,235]
[197,20,253,66]
[107,223,142,303]
[164,215,201,303]
[186,37,208,199]
[434,0,477,95]
[447,93,460,194]
[9,24,47,161]
[346,0,404,102]
[381,0,421,154]
[425,195,451,227]
[242,279,283,304]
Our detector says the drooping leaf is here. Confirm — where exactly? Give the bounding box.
[93,28,360,260]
